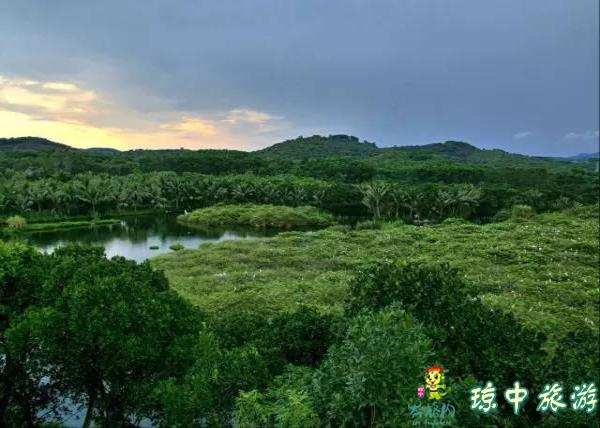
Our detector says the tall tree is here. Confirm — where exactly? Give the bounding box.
[7,245,203,427]
[358,181,390,219]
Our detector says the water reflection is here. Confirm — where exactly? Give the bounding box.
[6,215,278,426]
[7,214,279,262]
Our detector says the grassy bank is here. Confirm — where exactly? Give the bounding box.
[177,204,335,229]
[153,204,599,344]
[2,218,121,233]
[0,208,175,224]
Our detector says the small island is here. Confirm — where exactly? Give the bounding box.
[177,204,335,229]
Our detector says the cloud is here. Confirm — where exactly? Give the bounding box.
[222,109,280,125]
[0,75,100,124]
[563,130,599,140]
[0,74,289,150]
[513,131,531,139]
[221,109,284,134]
[160,117,218,137]
[42,82,80,92]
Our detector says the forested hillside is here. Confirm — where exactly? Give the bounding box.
[0,137,72,151]
[1,134,598,426]
[0,135,597,224]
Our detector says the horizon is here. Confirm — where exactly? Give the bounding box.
[3,134,599,158]
[1,1,598,156]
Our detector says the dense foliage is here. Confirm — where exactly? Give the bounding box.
[0,135,597,426]
[153,205,599,340]
[1,243,203,426]
[0,136,597,225]
[178,204,335,229]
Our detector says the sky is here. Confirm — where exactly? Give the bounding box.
[0,0,598,156]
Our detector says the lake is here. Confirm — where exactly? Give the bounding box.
[2,214,279,426]
[10,214,279,262]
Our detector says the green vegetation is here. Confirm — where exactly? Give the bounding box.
[257,134,378,159]
[178,204,335,229]
[1,244,202,426]
[0,135,598,426]
[0,136,72,152]
[512,204,535,219]
[5,215,26,229]
[149,245,160,250]
[0,136,596,223]
[153,205,598,341]
[236,307,431,427]
[3,218,120,232]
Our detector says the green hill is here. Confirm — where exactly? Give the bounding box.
[0,137,72,151]
[256,134,378,159]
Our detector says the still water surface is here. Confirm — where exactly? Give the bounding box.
[6,214,277,426]
[20,214,278,262]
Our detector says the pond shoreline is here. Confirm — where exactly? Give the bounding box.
[7,213,280,263]
[0,209,183,233]
[8,218,122,233]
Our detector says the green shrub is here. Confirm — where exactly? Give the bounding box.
[236,308,432,427]
[5,244,203,427]
[210,310,271,348]
[210,306,338,369]
[512,204,535,219]
[314,306,432,426]
[266,306,338,367]
[6,215,27,229]
[236,367,320,428]
[441,216,470,225]
[178,204,335,229]
[169,243,184,251]
[326,224,351,232]
[156,333,270,426]
[492,208,511,222]
[149,245,160,250]
[382,219,405,229]
[345,261,547,394]
[354,219,383,230]
[550,329,599,386]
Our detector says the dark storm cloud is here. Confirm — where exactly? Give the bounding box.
[0,0,598,155]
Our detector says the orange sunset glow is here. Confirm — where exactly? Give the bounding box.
[0,74,287,150]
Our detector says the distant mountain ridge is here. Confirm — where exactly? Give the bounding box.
[0,135,595,163]
[0,137,72,151]
[257,134,378,159]
[558,152,599,161]
[0,137,121,154]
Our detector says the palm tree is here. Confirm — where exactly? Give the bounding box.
[12,192,33,214]
[389,187,409,218]
[28,181,51,213]
[0,191,8,214]
[148,177,167,210]
[278,187,294,206]
[73,174,108,215]
[401,190,420,222]
[292,187,307,206]
[358,181,390,219]
[312,188,328,209]
[121,176,151,212]
[522,188,544,210]
[455,184,482,218]
[159,172,185,209]
[48,182,74,216]
[232,182,255,203]
[435,189,456,219]
[261,184,281,204]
